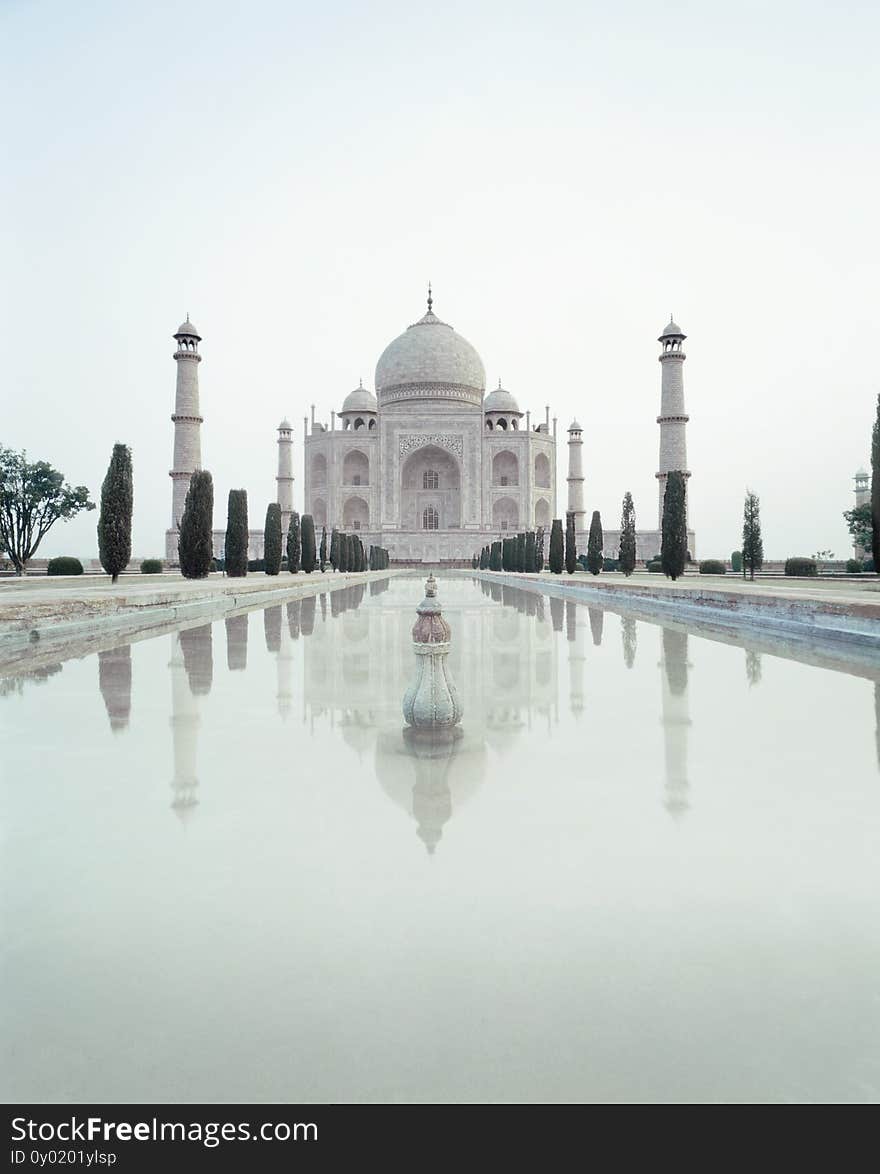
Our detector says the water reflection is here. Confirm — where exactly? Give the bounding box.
[179,624,212,696]
[264,605,281,654]
[169,629,202,822]
[660,628,691,819]
[0,662,63,697]
[746,649,762,688]
[225,613,249,672]
[98,645,132,733]
[621,616,637,669]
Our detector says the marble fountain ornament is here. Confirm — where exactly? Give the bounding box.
[402,575,463,729]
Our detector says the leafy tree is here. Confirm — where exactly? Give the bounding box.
[285,511,300,574]
[178,470,214,579]
[319,526,327,572]
[844,503,873,551]
[263,503,282,575]
[489,540,502,571]
[741,490,764,581]
[586,510,603,575]
[300,513,316,573]
[549,519,564,573]
[874,392,880,569]
[565,512,577,574]
[0,447,94,575]
[97,443,133,583]
[618,491,636,576]
[660,471,687,581]
[225,489,248,577]
[525,531,536,573]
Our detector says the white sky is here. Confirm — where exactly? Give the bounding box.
[2,0,878,561]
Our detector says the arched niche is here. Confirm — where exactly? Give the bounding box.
[343,495,369,530]
[343,449,369,486]
[311,452,327,486]
[535,498,550,528]
[492,496,518,531]
[535,452,551,489]
[492,450,519,487]
[312,497,327,529]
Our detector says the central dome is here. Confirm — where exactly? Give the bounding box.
[375,299,485,408]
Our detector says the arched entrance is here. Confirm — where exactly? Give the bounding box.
[400,444,461,530]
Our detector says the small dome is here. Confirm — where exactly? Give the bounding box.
[278,418,292,431]
[341,381,378,414]
[568,419,582,432]
[659,316,685,340]
[856,467,869,478]
[484,382,521,415]
[174,316,200,339]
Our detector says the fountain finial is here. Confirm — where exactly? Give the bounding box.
[403,576,462,728]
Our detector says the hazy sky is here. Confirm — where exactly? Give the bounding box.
[2,0,878,561]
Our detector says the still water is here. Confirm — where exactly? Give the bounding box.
[2,576,879,1104]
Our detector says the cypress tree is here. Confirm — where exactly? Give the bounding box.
[872,393,880,569]
[565,511,577,574]
[535,526,545,572]
[618,491,636,577]
[286,511,300,574]
[319,526,327,572]
[301,513,317,573]
[516,532,526,572]
[549,519,564,574]
[225,489,248,577]
[490,540,502,571]
[338,531,348,572]
[97,442,133,583]
[741,490,764,581]
[660,471,688,581]
[178,470,214,579]
[587,510,603,575]
[525,531,536,573]
[329,528,340,571]
[264,503,282,575]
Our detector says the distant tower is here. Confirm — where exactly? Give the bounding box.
[167,316,203,564]
[853,467,870,558]
[276,418,294,534]
[656,317,690,529]
[566,420,586,531]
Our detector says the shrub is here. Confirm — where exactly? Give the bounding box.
[301,514,316,573]
[699,559,727,575]
[565,512,577,574]
[489,541,502,571]
[846,559,863,574]
[731,550,743,573]
[784,557,818,577]
[602,557,619,572]
[647,559,664,573]
[47,556,83,575]
[247,559,265,572]
[140,558,163,574]
[264,503,282,575]
[549,519,564,573]
[864,558,876,573]
[586,511,603,575]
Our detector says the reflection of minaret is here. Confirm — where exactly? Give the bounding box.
[621,615,637,669]
[875,683,880,772]
[178,623,212,695]
[660,627,691,819]
[566,600,586,717]
[169,632,200,822]
[287,599,301,639]
[277,616,294,720]
[745,649,762,688]
[225,613,248,671]
[98,644,132,732]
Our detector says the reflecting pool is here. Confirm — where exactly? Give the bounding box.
[2,576,879,1103]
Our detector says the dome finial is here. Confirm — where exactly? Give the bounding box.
[427,281,433,312]
[497,378,502,390]
[359,376,363,389]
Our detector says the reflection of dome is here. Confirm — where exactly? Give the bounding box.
[375,296,485,404]
[484,382,520,415]
[659,316,685,339]
[341,381,378,414]
[375,727,487,854]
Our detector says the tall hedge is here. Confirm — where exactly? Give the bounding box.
[565,512,577,574]
[525,531,536,573]
[587,510,603,575]
[660,471,687,581]
[330,529,340,571]
[490,540,502,571]
[286,511,301,574]
[97,442,133,583]
[619,491,636,576]
[549,519,564,574]
[516,532,526,573]
[300,513,316,573]
[178,470,214,579]
[264,503,282,575]
[225,489,248,577]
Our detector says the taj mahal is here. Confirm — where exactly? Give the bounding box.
[166,288,695,564]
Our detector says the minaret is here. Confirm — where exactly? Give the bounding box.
[656,317,690,529]
[566,420,586,531]
[167,316,203,564]
[277,418,294,534]
[853,468,870,558]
